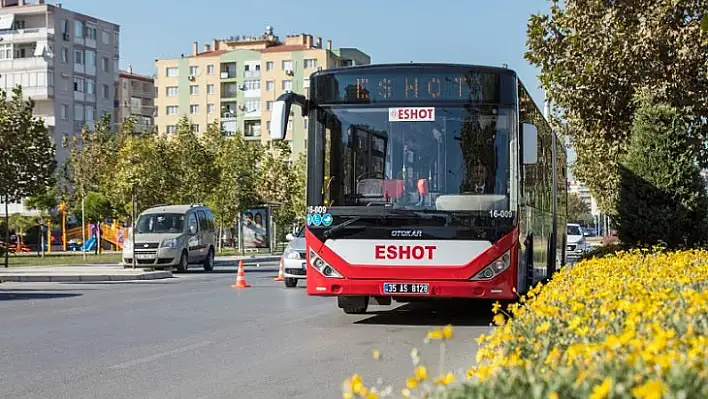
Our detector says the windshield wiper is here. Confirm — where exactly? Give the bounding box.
[323,216,363,240]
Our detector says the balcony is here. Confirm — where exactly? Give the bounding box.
[0,56,52,71]
[3,85,54,100]
[244,70,261,78]
[129,105,155,116]
[0,27,54,44]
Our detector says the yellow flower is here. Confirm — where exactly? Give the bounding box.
[343,393,353,399]
[632,379,666,399]
[535,321,551,334]
[493,314,505,326]
[401,388,411,397]
[372,350,381,360]
[442,324,453,339]
[492,301,502,314]
[548,392,559,399]
[426,329,443,340]
[433,372,455,385]
[414,365,427,381]
[589,377,612,399]
[365,392,378,399]
[405,377,418,389]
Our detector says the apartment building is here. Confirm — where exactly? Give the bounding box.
[0,0,119,164]
[117,65,154,133]
[154,26,370,156]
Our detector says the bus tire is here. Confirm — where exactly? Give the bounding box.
[338,296,369,314]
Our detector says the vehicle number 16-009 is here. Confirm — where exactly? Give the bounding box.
[489,210,514,218]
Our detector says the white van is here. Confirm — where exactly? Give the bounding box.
[122,204,217,272]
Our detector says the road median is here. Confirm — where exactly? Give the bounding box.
[0,265,172,283]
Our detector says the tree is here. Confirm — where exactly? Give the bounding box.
[257,141,300,236]
[566,192,592,225]
[526,0,708,214]
[615,94,708,249]
[8,213,37,247]
[204,124,261,239]
[0,86,56,267]
[169,117,217,204]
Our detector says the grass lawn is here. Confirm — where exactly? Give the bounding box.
[4,253,122,267]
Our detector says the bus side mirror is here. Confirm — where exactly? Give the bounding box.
[522,123,538,164]
[270,99,291,141]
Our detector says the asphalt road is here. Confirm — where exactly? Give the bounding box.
[0,262,495,399]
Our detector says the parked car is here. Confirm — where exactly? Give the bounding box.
[566,223,589,263]
[282,226,306,288]
[122,204,217,272]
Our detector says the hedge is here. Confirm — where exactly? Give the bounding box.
[343,249,708,398]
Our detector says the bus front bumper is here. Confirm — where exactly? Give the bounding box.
[307,278,517,300]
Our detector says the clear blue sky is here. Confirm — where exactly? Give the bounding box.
[64,0,551,108]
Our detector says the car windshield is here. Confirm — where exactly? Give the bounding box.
[136,213,185,234]
[567,225,582,236]
[317,105,512,213]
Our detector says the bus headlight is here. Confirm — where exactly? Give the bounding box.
[309,249,344,278]
[471,250,511,281]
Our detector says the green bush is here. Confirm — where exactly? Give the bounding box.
[615,94,708,249]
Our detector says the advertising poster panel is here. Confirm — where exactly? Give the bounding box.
[242,208,269,248]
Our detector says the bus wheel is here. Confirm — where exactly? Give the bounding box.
[338,296,369,314]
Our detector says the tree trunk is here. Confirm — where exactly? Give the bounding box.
[4,194,9,268]
[81,195,86,261]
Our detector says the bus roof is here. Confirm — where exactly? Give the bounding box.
[310,63,519,78]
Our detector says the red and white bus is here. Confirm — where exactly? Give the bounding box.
[271,63,568,314]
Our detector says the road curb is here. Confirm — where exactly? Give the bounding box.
[0,270,173,282]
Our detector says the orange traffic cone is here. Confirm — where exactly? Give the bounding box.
[274,258,285,281]
[231,260,251,288]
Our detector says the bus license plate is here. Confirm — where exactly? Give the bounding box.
[383,283,430,295]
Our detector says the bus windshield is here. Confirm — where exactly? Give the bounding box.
[316,105,512,214]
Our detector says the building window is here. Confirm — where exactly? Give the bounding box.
[102,31,110,44]
[61,76,71,91]
[189,85,199,95]
[85,27,97,40]
[207,65,215,74]
[189,66,199,75]
[166,125,176,134]
[266,61,273,71]
[266,121,271,132]
[86,105,95,123]
[190,104,199,114]
[191,124,200,133]
[266,101,273,111]
[166,106,178,115]
[304,59,317,69]
[281,80,292,91]
[266,80,274,91]
[304,118,308,130]
[244,80,260,90]
[207,84,214,94]
[245,99,260,112]
[73,76,85,92]
[102,84,110,99]
[166,86,178,96]
[102,57,109,72]
[86,78,95,94]
[85,50,96,66]
[60,104,69,120]
[74,50,84,65]
[207,104,215,114]
[73,20,84,39]
[60,47,68,63]
[166,67,178,77]
[74,103,84,121]
[281,60,292,71]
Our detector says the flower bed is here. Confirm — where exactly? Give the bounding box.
[343,249,708,398]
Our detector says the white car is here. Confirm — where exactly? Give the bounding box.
[566,223,589,263]
[282,227,306,287]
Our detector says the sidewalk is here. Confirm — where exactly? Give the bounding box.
[0,265,172,283]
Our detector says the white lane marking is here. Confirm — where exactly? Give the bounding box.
[108,341,213,369]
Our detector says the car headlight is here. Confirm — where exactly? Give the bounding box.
[470,250,511,281]
[283,247,300,259]
[162,238,179,248]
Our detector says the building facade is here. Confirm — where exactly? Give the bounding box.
[0,0,119,164]
[117,65,154,133]
[153,26,370,156]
